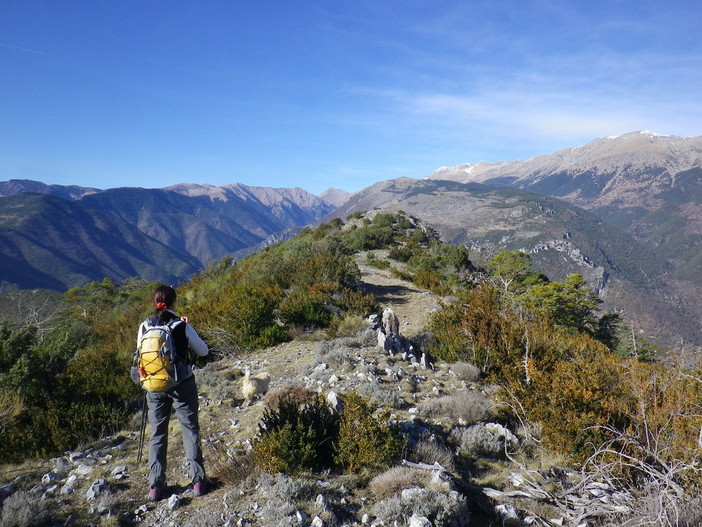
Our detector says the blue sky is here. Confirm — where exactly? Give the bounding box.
[1,1,701,195]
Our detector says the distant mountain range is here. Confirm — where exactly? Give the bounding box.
[0,181,338,292]
[426,131,702,282]
[3,130,702,346]
[427,131,702,209]
[428,132,702,247]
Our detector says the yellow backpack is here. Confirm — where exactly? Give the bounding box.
[134,320,181,392]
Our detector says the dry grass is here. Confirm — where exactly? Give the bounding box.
[252,473,324,526]
[181,508,237,527]
[372,488,469,527]
[409,437,457,473]
[209,444,260,488]
[328,315,373,339]
[469,458,514,489]
[0,490,53,527]
[450,423,518,459]
[193,363,240,400]
[418,391,493,424]
[627,493,702,527]
[449,361,481,383]
[314,344,354,367]
[357,380,405,409]
[368,465,431,499]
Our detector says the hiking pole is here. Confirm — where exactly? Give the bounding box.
[137,392,147,464]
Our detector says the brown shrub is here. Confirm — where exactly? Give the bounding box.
[262,386,319,410]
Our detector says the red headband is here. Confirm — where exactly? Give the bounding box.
[156,302,168,310]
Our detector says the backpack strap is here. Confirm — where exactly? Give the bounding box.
[148,312,183,329]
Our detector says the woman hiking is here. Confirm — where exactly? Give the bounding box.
[136,284,209,502]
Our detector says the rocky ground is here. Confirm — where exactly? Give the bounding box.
[0,255,633,527]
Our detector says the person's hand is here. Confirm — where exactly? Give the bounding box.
[181,316,189,324]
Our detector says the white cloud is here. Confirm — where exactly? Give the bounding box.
[365,38,702,147]
[405,90,639,138]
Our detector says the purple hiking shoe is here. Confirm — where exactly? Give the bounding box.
[193,480,205,497]
[148,485,162,502]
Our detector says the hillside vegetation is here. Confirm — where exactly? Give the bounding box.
[2,211,702,525]
[326,178,702,349]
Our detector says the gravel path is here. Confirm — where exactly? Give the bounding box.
[355,250,443,338]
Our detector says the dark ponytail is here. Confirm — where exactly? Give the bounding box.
[153,284,177,322]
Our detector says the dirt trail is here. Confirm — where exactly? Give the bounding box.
[355,251,443,338]
[1,253,462,526]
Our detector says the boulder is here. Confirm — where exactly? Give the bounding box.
[85,479,110,501]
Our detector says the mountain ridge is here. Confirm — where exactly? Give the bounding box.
[426,131,702,286]
[427,131,702,210]
[0,193,200,291]
[0,182,337,292]
[0,179,99,200]
[325,176,701,346]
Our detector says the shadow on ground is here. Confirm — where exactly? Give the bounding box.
[359,282,416,305]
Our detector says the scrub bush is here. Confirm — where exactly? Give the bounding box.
[418,392,493,425]
[334,393,405,473]
[373,488,469,527]
[253,396,339,474]
[0,490,53,527]
[252,392,404,475]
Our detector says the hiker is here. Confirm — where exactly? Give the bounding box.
[136,284,209,502]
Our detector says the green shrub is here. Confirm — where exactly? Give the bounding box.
[390,267,413,282]
[253,396,339,474]
[345,225,395,251]
[412,269,451,295]
[311,221,342,240]
[278,288,333,328]
[366,252,391,270]
[334,394,405,473]
[252,392,405,475]
[410,227,430,244]
[346,211,365,221]
[339,289,378,317]
[388,246,416,262]
[428,301,471,363]
[190,282,287,353]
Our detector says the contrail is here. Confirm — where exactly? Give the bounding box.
[0,43,45,55]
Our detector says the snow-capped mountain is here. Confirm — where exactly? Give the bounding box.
[427,131,702,210]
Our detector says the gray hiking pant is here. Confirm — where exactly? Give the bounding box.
[146,375,205,487]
